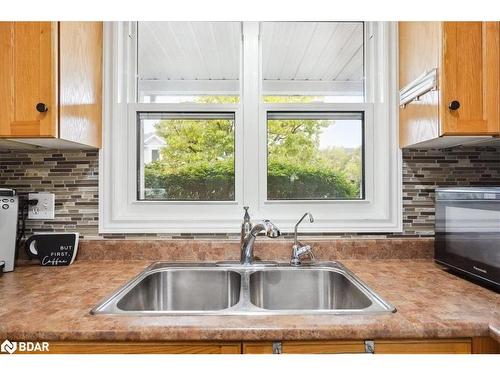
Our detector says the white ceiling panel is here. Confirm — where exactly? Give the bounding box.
[138,21,241,81]
[261,22,364,82]
[335,47,364,81]
[137,21,364,96]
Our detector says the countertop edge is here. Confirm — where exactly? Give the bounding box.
[0,322,494,343]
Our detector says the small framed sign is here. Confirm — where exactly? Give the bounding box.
[26,233,79,266]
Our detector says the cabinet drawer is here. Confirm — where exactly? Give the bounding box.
[243,340,366,354]
[22,341,242,354]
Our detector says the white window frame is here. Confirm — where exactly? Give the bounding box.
[100,21,401,233]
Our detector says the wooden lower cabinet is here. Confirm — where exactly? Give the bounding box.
[41,341,241,354]
[243,337,499,354]
[471,337,500,354]
[27,337,497,354]
[373,339,471,354]
[243,340,366,354]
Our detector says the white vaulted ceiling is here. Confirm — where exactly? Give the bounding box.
[137,21,364,96]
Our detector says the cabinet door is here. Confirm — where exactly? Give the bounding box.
[441,22,500,135]
[374,339,472,354]
[25,341,242,354]
[243,340,366,354]
[0,22,57,138]
[243,339,477,354]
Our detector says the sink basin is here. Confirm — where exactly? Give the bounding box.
[116,269,241,312]
[91,262,395,315]
[249,269,372,310]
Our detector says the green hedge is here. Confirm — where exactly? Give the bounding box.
[267,161,359,200]
[144,162,359,201]
[144,164,234,200]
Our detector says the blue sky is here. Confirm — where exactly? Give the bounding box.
[319,120,362,149]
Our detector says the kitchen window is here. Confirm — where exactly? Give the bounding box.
[137,112,236,201]
[100,21,401,233]
[266,111,364,201]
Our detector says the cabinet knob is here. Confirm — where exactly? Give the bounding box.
[36,103,48,113]
[448,100,460,111]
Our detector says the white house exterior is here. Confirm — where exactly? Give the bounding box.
[143,133,166,164]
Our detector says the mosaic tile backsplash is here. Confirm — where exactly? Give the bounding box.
[402,147,499,235]
[0,146,499,238]
[0,150,99,237]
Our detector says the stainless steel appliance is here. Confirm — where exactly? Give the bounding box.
[435,187,500,289]
[0,188,19,272]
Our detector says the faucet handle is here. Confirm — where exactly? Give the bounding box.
[291,243,315,266]
[302,245,315,261]
[243,206,250,220]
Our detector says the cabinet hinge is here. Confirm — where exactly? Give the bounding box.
[364,340,375,354]
[272,341,282,354]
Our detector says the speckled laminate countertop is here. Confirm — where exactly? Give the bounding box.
[0,260,498,342]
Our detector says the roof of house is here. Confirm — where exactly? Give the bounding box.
[144,132,166,146]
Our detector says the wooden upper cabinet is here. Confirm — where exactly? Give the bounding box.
[399,22,441,147]
[0,22,102,148]
[0,22,57,138]
[399,22,500,148]
[441,22,500,135]
[480,22,500,134]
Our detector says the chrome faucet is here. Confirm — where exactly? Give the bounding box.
[290,212,315,266]
[240,220,281,265]
[240,206,252,248]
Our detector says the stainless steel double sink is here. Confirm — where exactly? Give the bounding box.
[91,262,396,315]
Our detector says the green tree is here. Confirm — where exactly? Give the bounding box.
[319,146,362,189]
[153,118,234,175]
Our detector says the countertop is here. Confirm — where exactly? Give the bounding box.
[0,259,498,342]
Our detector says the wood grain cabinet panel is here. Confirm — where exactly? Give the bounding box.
[34,341,241,354]
[374,339,472,354]
[243,338,498,354]
[12,338,496,354]
[59,22,102,148]
[471,337,500,354]
[482,22,500,135]
[0,22,57,138]
[441,22,497,135]
[0,21,102,148]
[399,21,500,148]
[399,22,441,148]
[243,340,366,354]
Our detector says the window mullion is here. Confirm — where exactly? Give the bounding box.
[241,22,261,213]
